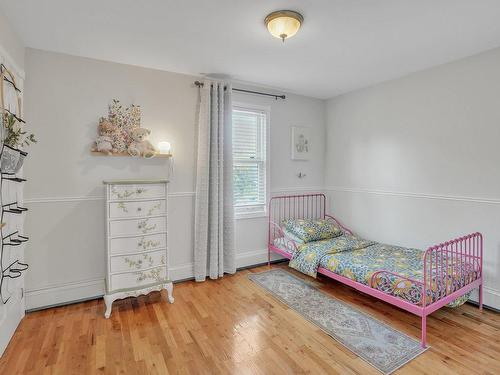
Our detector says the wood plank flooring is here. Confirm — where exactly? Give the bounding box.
[1,263,499,374]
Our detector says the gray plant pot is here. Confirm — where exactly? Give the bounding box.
[0,144,24,174]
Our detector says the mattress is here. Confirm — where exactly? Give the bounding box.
[273,235,478,306]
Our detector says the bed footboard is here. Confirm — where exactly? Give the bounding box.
[423,232,483,308]
[370,232,483,308]
[354,233,483,348]
[420,232,483,347]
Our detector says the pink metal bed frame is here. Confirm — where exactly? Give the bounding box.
[268,194,483,347]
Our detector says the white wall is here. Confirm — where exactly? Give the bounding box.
[23,48,326,309]
[325,47,500,309]
[0,8,24,73]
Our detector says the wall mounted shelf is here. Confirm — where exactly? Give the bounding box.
[91,151,172,158]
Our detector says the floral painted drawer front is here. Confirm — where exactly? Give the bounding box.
[110,233,165,255]
[109,199,165,219]
[110,266,167,291]
[105,180,170,304]
[110,184,165,200]
[110,250,166,273]
[109,216,166,237]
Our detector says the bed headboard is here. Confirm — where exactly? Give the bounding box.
[268,194,327,243]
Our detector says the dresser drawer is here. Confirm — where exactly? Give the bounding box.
[109,199,165,219]
[109,216,166,237]
[109,266,167,291]
[110,184,165,200]
[110,250,166,273]
[110,233,165,255]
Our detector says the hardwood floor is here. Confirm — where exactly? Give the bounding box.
[1,263,499,374]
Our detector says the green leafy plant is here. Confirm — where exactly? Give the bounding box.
[2,112,36,148]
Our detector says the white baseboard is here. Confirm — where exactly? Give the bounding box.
[236,248,283,268]
[25,249,284,311]
[28,249,497,311]
[170,263,195,281]
[25,278,105,311]
[470,286,500,310]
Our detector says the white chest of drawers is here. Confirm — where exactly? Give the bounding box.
[103,179,174,318]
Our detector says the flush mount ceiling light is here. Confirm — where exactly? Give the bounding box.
[265,10,303,42]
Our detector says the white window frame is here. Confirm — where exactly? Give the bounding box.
[232,102,270,220]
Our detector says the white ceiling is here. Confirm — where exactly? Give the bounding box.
[2,0,500,99]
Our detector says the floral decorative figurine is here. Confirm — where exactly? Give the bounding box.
[92,100,158,158]
[108,99,141,134]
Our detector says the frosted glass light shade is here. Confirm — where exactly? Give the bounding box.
[157,141,171,154]
[265,10,303,42]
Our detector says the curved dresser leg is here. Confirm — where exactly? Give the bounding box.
[104,295,113,318]
[165,282,174,303]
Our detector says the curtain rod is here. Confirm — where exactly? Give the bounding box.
[194,81,285,100]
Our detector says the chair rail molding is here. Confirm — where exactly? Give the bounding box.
[326,186,500,205]
[271,186,325,194]
[24,187,327,205]
[23,192,196,204]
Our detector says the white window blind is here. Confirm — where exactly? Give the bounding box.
[232,105,268,216]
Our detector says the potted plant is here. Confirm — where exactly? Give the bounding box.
[1,112,36,174]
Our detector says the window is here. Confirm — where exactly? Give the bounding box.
[232,104,269,217]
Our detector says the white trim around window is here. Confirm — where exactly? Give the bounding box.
[232,102,270,219]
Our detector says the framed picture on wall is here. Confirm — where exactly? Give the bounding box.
[291,126,311,160]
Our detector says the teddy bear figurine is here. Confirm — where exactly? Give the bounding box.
[92,117,115,155]
[127,127,156,158]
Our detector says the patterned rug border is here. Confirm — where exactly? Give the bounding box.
[248,268,429,375]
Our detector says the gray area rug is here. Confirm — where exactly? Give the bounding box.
[248,269,428,374]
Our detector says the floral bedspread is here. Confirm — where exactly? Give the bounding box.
[288,234,477,307]
[289,235,374,277]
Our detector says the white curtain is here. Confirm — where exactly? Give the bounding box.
[194,79,236,281]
